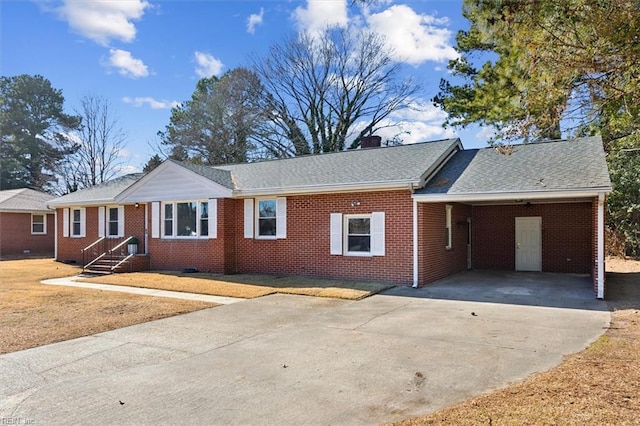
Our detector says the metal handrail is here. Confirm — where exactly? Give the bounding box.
[111,253,134,271]
[108,236,136,255]
[83,252,107,270]
[81,236,106,253]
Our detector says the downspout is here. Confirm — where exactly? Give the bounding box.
[412,199,419,288]
[144,203,149,254]
[597,193,605,299]
[54,209,58,260]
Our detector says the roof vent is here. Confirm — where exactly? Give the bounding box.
[361,135,382,149]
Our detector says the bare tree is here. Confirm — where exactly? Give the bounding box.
[253,28,421,155]
[59,95,127,192]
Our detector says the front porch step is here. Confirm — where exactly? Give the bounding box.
[83,257,130,275]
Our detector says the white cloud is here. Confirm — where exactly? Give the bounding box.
[247,8,264,34]
[106,49,149,78]
[366,5,458,65]
[194,51,224,78]
[293,0,348,34]
[57,0,150,46]
[122,96,179,110]
[476,126,497,141]
[350,100,456,145]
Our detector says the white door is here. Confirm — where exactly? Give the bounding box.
[515,217,541,271]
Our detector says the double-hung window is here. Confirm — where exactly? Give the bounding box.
[108,207,119,237]
[98,206,124,238]
[162,201,210,238]
[72,209,82,237]
[243,198,287,239]
[62,208,85,238]
[31,214,46,234]
[330,212,385,256]
[345,215,371,255]
[257,199,277,237]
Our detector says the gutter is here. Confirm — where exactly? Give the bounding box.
[231,180,421,198]
[413,189,612,203]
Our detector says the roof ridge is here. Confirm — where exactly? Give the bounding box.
[213,138,459,170]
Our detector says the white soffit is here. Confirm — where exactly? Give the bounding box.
[117,162,232,203]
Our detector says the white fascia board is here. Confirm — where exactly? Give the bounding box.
[47,198,119,208]
[231,180,419,198]
[413,189,610,203]
[0,208,55,214]
[417,144,461,188]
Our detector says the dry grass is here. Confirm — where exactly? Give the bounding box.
[394,258,640,426]
[78,271,392,300]
[0,259,214,354]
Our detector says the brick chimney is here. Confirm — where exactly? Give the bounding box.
[361,135,382,149]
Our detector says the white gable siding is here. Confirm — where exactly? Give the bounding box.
[118,164,232,203]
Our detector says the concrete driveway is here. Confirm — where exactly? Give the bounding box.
[1,272,608,425]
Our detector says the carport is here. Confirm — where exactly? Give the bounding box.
[411,138,611,299]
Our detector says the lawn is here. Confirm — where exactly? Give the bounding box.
[393,257,640,425]
[77,270,392,300]
[0,259,214,354]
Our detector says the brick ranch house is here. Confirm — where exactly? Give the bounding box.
[0,188,55,258]
[48,136,612,298]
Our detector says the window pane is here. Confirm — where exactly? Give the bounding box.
[32,215,44,233]
[164,204,173,219]
[73,209,80,222]
[348,236,371,252]
[108,208,118,236]
[259,218,276,236]
[348,218,370,235]
[73,223,81,236]
[347,217,371,253]
[177,202,197,236]
[200,202,209,236]
[258,200,276,218]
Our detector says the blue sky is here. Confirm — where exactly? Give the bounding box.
[2,0,492,172]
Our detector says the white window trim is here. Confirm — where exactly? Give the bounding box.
[344,214,373,257]
[253,197,286,240]
[31,214,46,235]
[160,200,212,239]
[331,212,385,257]
[70,208,86,238]
[445,204,453,250]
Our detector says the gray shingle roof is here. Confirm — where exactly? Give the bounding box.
[171,160,234,189]
[48,174,144,206]
[416,136,611,197]
[214,139,460,192]
[0,188,54,212]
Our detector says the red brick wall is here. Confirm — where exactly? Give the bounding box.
[230,191,415,285]
[56,205,146,264]
[0,212,55,257]
[418,203,471,284]
[146,200,227,272]
[472,202,594,274]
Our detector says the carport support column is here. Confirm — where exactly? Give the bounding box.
[412,199,419,288]
[597,193,605,299]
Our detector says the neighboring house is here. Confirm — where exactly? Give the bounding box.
[0,188,55,258]
[48,136,612,298]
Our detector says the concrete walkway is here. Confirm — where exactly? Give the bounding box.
[41,276,245,305]
[2,273,609,425]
